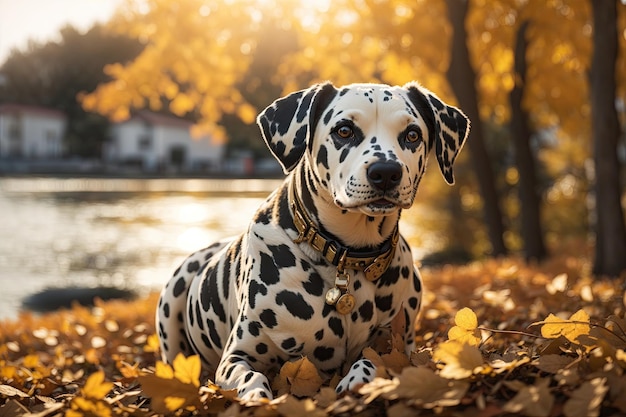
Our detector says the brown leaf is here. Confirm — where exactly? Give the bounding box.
[273,357,323,397]
[381,349,410,374]
[534,354,576,373]
[385,367,469,408]
[275,395,327,417]
[502,378,554,417]
[563,377,609,417]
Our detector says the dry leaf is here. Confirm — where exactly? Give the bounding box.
[563,377,608,417]
[433,341,484,379]
[82,370,113,400]
[503,378,554,417]
[547,273,568,294]
[172,353,201,387]
[385,367,469,408]
[275,395,326,417]
[539,310,591,343]
[273,357,323,397]
[534,354,576,373]
[448,308,482,346]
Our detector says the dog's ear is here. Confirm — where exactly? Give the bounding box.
[257,82,337,173]
[404,82,470,184]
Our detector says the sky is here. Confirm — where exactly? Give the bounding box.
[0,0,124,65]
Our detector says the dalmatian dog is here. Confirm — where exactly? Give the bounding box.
[156,82,469,401]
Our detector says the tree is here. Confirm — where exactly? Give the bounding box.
[589,0,626,277]
[445,0,508,256]
[509,20,547,261]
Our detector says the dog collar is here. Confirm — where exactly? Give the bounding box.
[289,183,399,282]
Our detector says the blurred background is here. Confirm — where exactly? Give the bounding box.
[0,0,625,320]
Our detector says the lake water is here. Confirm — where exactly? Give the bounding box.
[0,177,438,321]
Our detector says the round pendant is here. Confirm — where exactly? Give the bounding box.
[325,287,341,305]
[335,293,356,315]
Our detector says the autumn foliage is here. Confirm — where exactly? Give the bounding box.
[2,245,626,416]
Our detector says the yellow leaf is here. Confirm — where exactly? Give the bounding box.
[433,341,484,379]
[23,353,39,368]
[164,396,187,411]
[82,370,113,400]
[144,334,160,353]
[455,307,478,330]
[155,361,174,379]
[172,354,201,387]
[448,308,481,346]
[540,310,591,343]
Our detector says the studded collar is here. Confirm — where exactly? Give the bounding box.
[289,182,399,282]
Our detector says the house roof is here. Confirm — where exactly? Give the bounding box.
[129,111,195,129]
[0,103,66,119]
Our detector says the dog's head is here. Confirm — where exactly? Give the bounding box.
[258,82,469,216]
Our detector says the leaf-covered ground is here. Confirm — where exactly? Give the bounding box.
[1,241,626,417]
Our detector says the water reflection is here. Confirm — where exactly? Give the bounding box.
[0,177,439,321]
[0,177,281,320]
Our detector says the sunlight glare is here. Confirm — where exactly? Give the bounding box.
[177,227,211,252]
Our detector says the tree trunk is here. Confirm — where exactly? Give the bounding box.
[445,0,508,256]
[590,0,626,277]
[510,20,547,262]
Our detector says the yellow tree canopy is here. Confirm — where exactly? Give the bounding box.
[81,0,625,151]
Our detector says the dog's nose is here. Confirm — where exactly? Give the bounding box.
[367,161,402,191]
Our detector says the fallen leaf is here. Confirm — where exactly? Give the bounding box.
[82,370,113,400]
[385,367,469,408]
[534,354,576,373]
[448,308,481,346]
[547,273,568,294]
[433,341,484,379]
[503,378,554,417]
[172,353,201,387]
[539,310,591,343]
[273,357,323,397]
[275,395,326,417]
[563,377,608,417]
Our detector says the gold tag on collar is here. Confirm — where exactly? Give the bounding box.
[335,293,356,315]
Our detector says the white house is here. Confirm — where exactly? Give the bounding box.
[0,104,66,158]
[105,111,224,172]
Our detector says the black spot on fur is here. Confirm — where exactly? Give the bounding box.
[359,300,374,321]
[281,337,296,350]
[259,309,278,328]
[303,272,324,296]
[187,261,200,273]
[328,317,344,338]
[314,346,335,362]
[173,277,186,297]
[375,294,394,312]
[267,244,296,268]
[276,290,314,320]
[259,252,280,285]
[248,321,262,337]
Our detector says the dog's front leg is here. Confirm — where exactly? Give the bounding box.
[215,343,274,401]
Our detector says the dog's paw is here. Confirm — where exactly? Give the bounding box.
[235,373,273,403]
[335,359,376,394]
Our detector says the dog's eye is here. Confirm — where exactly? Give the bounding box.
[406,129,421,143]
[336,125,354,139]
